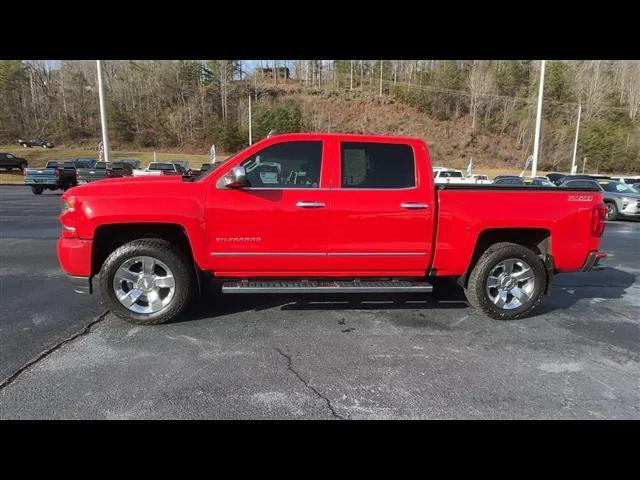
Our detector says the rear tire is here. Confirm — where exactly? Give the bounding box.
[605,201,618,221]
[100,238,195,325]
[464,242,546,320]
[31,186,43,195]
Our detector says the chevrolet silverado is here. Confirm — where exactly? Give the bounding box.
[24,158,96,194]
[57,133,607,325]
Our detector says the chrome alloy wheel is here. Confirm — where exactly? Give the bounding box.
[113,256,176,314]
[485,258,536,310]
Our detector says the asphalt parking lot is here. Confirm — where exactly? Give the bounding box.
[1,186,638,419]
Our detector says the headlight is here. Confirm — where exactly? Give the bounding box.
[61,197,76,213]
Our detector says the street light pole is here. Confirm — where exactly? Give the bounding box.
[248,94,252,145]
[96,60,110,163]
[531,60,546,178]
[571,103,582,175]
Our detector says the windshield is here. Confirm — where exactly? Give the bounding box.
[600,181,636,193]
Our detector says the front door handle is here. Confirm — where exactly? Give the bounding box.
[401,202,429,209]
[296,201,325,208]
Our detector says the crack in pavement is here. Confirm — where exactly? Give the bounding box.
[0,310,110,391]
[275,347,346,420]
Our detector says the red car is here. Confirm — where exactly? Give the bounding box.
[57,133,607,325]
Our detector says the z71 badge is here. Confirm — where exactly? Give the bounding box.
[567,195,593,202]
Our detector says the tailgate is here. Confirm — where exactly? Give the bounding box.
[24,168,58,184]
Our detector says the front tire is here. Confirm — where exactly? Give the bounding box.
[465,242,546,320]
[100,238,194,325]
[605,201,618,221]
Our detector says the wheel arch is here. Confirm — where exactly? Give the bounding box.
[460,227,552,290]
[91,223,200,282]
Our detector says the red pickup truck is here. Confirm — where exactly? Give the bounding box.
[57,133,607,325]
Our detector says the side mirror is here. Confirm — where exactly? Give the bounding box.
[224,166,248,188]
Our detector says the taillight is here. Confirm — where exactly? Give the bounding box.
[591,203,606,237]
[107,170,114,177]
[55,168,60,177]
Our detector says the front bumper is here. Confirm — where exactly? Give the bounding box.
[580,251,607,272]
[69,275,93,294]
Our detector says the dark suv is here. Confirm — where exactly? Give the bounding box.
[18,138,54,148]
[0,152,28,171]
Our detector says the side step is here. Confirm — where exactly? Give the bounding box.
[221,279,433,294]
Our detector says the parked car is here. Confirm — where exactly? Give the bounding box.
[546,173,568,185]
[468,174,490,183]
[170,160,191,174]
[18,138,54,148]
[611,176,640,189]
[493,177,556,187]
[134,162,187,177]
[24,158,96,194]
[557,174,611,182]
[118,159,141,170]
[57,133,607,325]
[0,152,28,171]
[77,162,134,184]
[558,178,640,220]
[493,176,524,185]
[433,168,466,184]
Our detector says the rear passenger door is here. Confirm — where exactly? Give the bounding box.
[327,139,435,275]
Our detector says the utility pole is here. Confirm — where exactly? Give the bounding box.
[248,94,252,145]
[379,60,383,96]
[96,60,110,163]
[531,60,546,178]
[571,103,582,175]
[582,157,587,174]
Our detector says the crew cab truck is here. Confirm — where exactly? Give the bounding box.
[77,161,134,184]
[57,133,607,325]
[24,158,96,194]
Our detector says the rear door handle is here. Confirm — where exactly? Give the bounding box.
[296,201,325,208]
[401,202,429,209]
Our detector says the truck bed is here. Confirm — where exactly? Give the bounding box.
[431,184,603,276]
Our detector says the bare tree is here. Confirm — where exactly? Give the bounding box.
[467,61,495,131]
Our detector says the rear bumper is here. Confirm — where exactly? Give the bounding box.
[24,179,58,186]
[580,251,607,272]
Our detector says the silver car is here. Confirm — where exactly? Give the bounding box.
[559,178,640,220]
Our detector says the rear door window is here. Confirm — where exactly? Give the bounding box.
[340,142,415,189]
